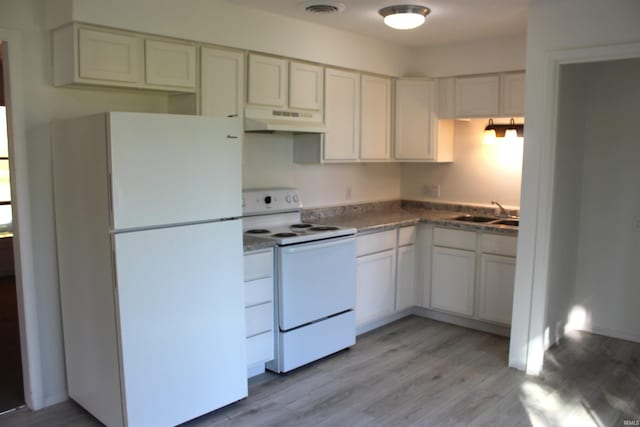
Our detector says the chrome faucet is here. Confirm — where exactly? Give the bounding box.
[491,200,510,218]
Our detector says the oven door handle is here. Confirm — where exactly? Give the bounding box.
[281,237,355,254]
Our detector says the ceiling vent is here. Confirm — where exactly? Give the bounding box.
[300,1,346,15]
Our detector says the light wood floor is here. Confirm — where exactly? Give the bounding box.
[2,316,639,426]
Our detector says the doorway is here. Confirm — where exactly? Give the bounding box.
[0,41,24,413]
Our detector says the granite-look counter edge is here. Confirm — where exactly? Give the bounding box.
[302,200,519,236]
[243,235,276,252]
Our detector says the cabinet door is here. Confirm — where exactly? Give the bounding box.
[247,54,287,107]
[478,254,516,325]
[395,79,435,160]
[431,246,475,316]
[396,244,417,311]
[145,39,196,89]
[455,75,500,118]
[324,68,360,161]
[289,61,323,111]
[201,47,244,118]
[500,72,526,117]
[356,249,396,327]
[360,75,391,160]
[78,28,143,83]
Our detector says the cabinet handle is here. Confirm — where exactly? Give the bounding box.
[227,134,239,139]
[227,114,238,118]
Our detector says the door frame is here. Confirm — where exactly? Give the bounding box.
[508,41,640,375]
[1,28,42,410]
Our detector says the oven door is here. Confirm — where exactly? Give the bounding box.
[277,236,356,331]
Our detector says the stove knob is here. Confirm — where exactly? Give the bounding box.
[264,196,272,204]
[292,194,299,203]
[286,195,292,203]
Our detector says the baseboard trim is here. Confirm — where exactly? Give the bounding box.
[356,309,412,336]
[412,307,511,337]
[356,307,510,338]
[571,325,640,345]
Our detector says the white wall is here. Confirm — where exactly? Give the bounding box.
[509,0,640,374]
[407,35,527,77]
[401,119,523,207]
[542,64,587,349]
[571,58,640,343]
[243,134,401,207]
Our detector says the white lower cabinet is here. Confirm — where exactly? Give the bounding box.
[243,249,274,375]
[425,226,517,326]
[356,249,396,328]
[477,254,516,325]
[431,246,476,316]
[396,227,417,312]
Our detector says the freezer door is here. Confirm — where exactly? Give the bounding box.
[113,220,247,427]
[108,113,242,230]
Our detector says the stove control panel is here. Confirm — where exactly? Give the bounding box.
[242,188,302,216]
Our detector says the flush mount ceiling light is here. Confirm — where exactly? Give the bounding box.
[379,5,430,30]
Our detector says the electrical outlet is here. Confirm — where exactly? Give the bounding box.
[633,216,640,232]
[345,185,352,201]
[422,184,440,198]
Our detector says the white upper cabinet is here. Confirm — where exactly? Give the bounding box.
[145,39,196,89]
[247,54,288,108]
[53,23,196,92]
[289,62,323,111]
[77,27,143,83]
[453,72,525,118]
[323,68,361,161]
[360,75,392,161]
[394,79,453,162]
[500,72,526,117]
[200,46,244,118]
[455,75,501,118]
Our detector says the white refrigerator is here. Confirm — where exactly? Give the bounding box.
[52,112,247,427]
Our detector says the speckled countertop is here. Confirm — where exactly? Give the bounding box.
[244,200,518,252]
[243,235,276,252]
[302,200,519,236]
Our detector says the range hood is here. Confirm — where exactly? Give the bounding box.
[244,106,326,133]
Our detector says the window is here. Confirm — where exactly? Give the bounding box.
[0,106,11,231]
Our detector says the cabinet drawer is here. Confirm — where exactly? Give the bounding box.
[398,226,417,246]
[246,331,274,366]
[357,229,396,256]
[245,302,273,337]
[244,277,273,307]
[481,233,517,257]
[243,250,273,281]
[433,227,476,251]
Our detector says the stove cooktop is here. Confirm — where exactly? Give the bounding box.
[244,222,355,245]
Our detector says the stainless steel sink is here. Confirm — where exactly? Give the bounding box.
[493,219,519,227]
[451,215,498,223]
[450,215,519,227]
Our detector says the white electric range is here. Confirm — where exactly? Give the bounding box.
[242,188,357,373]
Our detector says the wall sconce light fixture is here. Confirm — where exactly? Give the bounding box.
[484,118,524,144]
